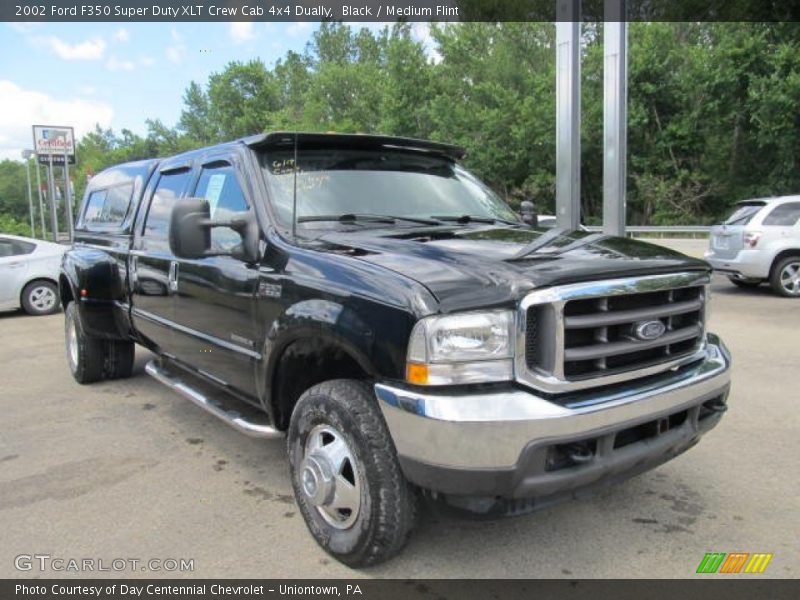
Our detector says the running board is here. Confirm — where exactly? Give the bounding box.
[145,360,283,439]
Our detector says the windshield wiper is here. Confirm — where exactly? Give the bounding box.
[298,214,395,225]
[430,214,520,226]
[298,213,442,226]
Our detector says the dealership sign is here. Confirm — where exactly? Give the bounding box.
[32,125,75,165]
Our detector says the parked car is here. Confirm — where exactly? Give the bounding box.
[0,234,65,315]
[60,133,730,566]
[705,196,800,297]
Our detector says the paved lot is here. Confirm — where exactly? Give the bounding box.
[1,240,798,579]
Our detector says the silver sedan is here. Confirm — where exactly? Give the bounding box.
[0,234,66,315]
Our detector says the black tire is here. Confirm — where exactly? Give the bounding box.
[64,302,106,384]
[105,340,135,379]
[769,256,800,298]
[729,276,761,289]
[287,379,418,567]
[21,280,60,315]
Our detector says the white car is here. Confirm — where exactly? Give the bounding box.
[705,196,800,297]
[0,234,66,315]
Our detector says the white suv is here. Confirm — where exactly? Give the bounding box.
[705,196,800,297]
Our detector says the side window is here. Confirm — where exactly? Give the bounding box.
[0,239,16,258]
[103,184,134,224]
[142,169,192,252]
[194,164,249,252]
[0,239,35,257]
[82,190,108,224]
[762,203,800,226]
[12,240,35,255]
[81,184,133,230]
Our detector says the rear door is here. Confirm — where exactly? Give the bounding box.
[130,163,194,355]
[0,238,33,308]
[169,155,261,396]
[709,202,765,259]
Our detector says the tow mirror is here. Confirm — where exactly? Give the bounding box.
[169,197,260,263]
[520,200,538,227]
[170,198,211,259]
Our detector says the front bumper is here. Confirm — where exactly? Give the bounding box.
[705,249,768,279]
[375,334,731,506]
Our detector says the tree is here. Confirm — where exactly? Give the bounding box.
[179,81,217,144]
[3,22,800,233]
[206,60,281,138]
[0,160,28,222]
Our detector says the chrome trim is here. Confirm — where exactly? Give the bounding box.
[375,335,730,469]
[145,360,282,439]
[515,271,710,393]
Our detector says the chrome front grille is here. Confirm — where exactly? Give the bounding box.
[516,272,710,393]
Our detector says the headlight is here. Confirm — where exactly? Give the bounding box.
[406,310,515,385]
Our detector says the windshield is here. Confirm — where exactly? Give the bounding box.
[723,203,765,226]
[259,148,519,228]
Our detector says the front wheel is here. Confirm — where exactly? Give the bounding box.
[287,380,418,567]
[770,257,800,297]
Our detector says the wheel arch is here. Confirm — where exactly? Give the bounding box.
[59,248,129,340]
[58,272,76,308]
[769,249,800,278]
[265,329,378,431]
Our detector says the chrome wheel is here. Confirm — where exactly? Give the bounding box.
[779,261,800,296]
[29,285,57,312]
[66,315,79,368]
[300,424,361,530]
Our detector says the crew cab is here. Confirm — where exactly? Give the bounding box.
[60,133,731,567]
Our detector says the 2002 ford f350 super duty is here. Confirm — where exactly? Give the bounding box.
[60,132,731,566]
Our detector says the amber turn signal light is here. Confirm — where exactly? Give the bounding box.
[405,363,429,385]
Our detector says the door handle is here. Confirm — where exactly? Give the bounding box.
[168,261,179,293]
[130,255,138,288]
[8,261,25,269]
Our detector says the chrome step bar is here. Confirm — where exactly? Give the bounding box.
[145,360,283,439]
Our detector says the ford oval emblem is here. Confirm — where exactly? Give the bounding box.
[634,320,666,341]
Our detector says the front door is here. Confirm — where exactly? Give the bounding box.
[169,157,261,397]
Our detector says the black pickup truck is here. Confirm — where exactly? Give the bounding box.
[60,132,731,566]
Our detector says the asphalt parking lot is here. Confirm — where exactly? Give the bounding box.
[1,240,798,579]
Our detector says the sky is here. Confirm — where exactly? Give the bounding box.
[0,20,433,162]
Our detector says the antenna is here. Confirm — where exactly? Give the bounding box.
[291,132,298,240]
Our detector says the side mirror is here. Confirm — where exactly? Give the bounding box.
[170,198,211,259]
[520,200,538,227]
[169,197,260,263]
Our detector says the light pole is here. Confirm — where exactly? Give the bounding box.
[34,157,46,236]
[21,149,35,238]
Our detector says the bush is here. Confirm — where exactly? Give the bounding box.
[0,214,33,236]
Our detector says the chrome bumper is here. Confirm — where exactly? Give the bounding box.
[375,334,731,474]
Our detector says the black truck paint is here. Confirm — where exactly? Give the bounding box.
[60,132,730,566]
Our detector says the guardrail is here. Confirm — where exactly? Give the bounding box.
[584,225,711,238]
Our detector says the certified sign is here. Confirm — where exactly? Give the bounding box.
[32,125,75,165]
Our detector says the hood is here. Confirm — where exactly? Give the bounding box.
[311,226,709,312]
